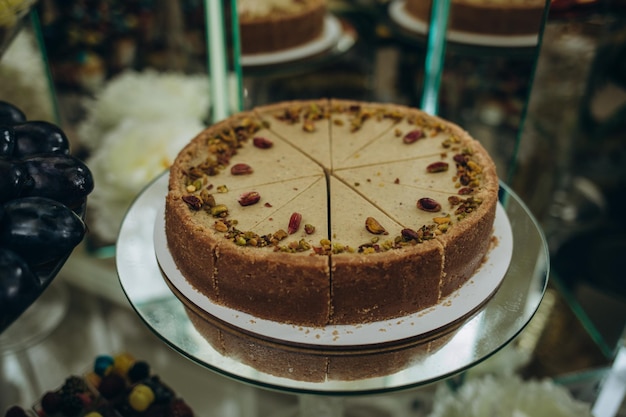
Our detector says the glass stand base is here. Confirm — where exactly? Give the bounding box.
[0,281,70,411]
[0,281,69,353]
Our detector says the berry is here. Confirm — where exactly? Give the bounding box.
[13,121,70,157]
[128,360,150,383]
[0,101,26,126]
[61,375,89,395]
[21,154,94,209]
[97,374,126,400]
[0,126,15,156]
[94,355,114,376]
[128,384,155,412]
[40,391,63,414]
[0,157,30,203]
[0,248,40,323]
[60,393,83,417]
[0,197,86,266]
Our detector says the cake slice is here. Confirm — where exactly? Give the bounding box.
[335,154,462,196]
[249,176,328,241]
[223,124,325,192]
[328,176,443,324]
[334,176,460,228]
[328,176,404,249]
[336,109,453,169]
[255,99,332,169]
[214,175,331,326]
[215,175,324,232]
[329,99,403,169]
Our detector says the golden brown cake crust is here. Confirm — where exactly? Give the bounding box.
[330,240,444,325]
[164,99,499,328]
[430,115,499,297]
[239,0,327,55]
[405,0,545,36]
[216,243,331,326]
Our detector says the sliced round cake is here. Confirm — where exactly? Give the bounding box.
[237,0,327,55]
[164,99,499,327]
[404,0,545,36]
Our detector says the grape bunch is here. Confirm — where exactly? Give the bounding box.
[0,101,94,333]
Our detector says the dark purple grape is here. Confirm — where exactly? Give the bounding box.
[21,154,94,208]
[13,121,70,157]
[0,101,26,126]
[0,157,31,203]
[0,197,86,266]
[4,405,30,417]
[0,247,40,329]
[128,361,151,383]
[0,125,15,156]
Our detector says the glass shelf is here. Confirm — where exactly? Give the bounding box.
[116,172,549,396]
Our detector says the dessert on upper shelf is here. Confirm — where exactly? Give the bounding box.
[404,0,546,36]
[164,99,499,327]
[237,0,327,54]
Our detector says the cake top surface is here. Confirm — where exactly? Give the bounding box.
[168,99,497,256]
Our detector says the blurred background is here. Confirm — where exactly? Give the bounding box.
[0,0,625,415]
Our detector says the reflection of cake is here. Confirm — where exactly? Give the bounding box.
[404,0,545,36]
[164,99,498,327]
[238,0,327,54]
[183,297,456,382]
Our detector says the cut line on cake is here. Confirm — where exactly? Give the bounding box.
[240,14,342,67]
[153,178,513,348]
[388,0,539,48]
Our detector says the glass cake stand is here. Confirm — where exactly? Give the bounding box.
[116,171,548,401]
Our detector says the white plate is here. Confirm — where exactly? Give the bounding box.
[240,14,342,67]
[154,177,513,348]
[389,0,539,48]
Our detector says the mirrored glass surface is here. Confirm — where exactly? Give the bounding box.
[116,172,548,395]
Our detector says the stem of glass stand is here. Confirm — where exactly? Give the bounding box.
[592,336,626,417]
[229,0,244,112]
[421,0,451,115]
[205,0,230,122]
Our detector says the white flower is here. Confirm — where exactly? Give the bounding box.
[87,118,204,242]
[76,69,210,243]
[78,69,210,151]
[428,374,593,417]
